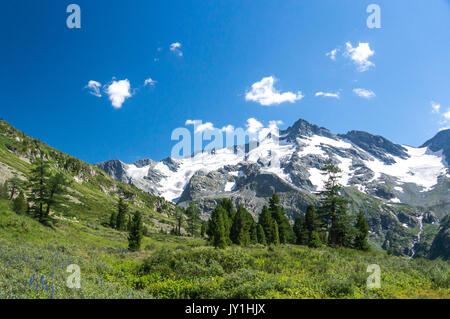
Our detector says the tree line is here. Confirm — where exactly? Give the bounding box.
[206,161,370,251]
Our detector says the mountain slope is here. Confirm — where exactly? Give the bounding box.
[97,118,449,258]
[0,119,182,233]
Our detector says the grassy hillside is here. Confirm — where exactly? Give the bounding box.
[0,119,182,233]
[0,199,448,299]
[0,119,448,299]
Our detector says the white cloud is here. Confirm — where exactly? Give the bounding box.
[443,109,450,121]
[185,120,197,126]
[431,101,441,113]
[170,42,183,56]
[144,78,157,87]
[326,48,338,61]
[315,91,340,99]
[246,118,264,133]
[221,125,235,133]
[195,122,214,133]
[344,42,375,72]
[86,80,102,97]
[106,79,132,109]
[353,88,376,99]
[245,76,303,106]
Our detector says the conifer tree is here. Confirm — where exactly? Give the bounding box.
[6,175,23,200]
[128,211,144,251]
[13,191,27,214]
[293,217,304,245]
[200,220,208,238]
[28,148,51,223]
[44,172,70,216]
[250,222,258,244]
[230,205,254,246]
[258,205,276,244]
[354,211,370,251]
[127,214,132,231]
[269,194,295,244]
[308,231,322,248]
[109,211,118,228]
[257,224,267,245]
[174,206,184,236]
[209,206,229,248]
[318,160,352,247]
[116,198,128,230]
[186,201,200,237]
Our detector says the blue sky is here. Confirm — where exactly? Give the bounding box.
[1,0,449,164]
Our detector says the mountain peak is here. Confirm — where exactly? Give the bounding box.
[421,129,450,164]
[281,118,335,141]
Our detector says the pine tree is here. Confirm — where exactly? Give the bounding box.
[230,205,254,246]
[44,172,70,216]
[127,214,132,231]
[128,211,144,251]
[28,148,51,223]
[109,211,118,228]
[308,231,322,248]
[354,211,370,251]
[174,206,184,236]
[200,221,208,238]
[256,224,267,245]
[6,175,23,200]
[186,202,200,237]
[116,198,128,230]
[258,205,276,244]
[318,160,352,247]
[13,191,27,214]
[293,217,304,245]
[209,206,229,248]
[269,194,295,244]
[273,222,280,245]
[250,222,258,244]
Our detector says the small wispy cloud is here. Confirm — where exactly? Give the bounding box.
[431,101,441,113]
[144,78,157,87]
[85,80,102,97]
[353,88,376,99]
[245,76,303,106]
[326,48,338,61]
[170,42,183,57]
[315,91,340,99]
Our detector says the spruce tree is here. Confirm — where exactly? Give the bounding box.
[209,206,229,248]
[174,206,184,236]
[354,211,370,251]
[200,221,207,238]
[257,224,267,245]
[293,217,304,245]
[116,198,128,230]
[127,214,132,231]
[250,222,258,244]
[44,172,69,216]
[186,201,200,237]
[258,205,276,244]
[318,161,352,247]
[230,205,254,246]
[128,211,144,251]
[308,231,322,248]
[269,194,295,244]
[28,148,51,223]
[6,175,23,200]
[13,191,27,214]
[109,211,118,228]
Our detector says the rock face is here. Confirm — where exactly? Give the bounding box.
[96,118,450,257]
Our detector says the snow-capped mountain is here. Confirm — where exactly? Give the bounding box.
[97,118,448,210]
[96,118,449,257]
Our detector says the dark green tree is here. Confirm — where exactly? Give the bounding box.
[13,191,27,214]
[116,198,128,230]
[250,222,258,244]
[109,211,118,228]
[256,224,267,245]
[308,231,322,248]
[269,194,295,244]
[354,211,370,250]
[209,206,229,248]
[186,202,200,237]
[293,217,305,245]
[127,214,133,231]
[200,220,208,238]
[6,175,23,200]
[258,205,277,245]
[318,161,352,247]
[174,206,184,236]
[44,172,70,216]
[128,211,144,251]
[230,205,254,246]
[28,148,51,223]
